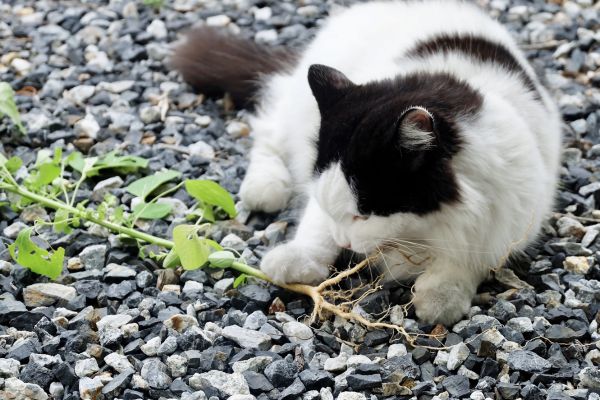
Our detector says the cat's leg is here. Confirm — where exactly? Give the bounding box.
[239,137,293,213]
[261,197,338,284]
[412,261,485,325]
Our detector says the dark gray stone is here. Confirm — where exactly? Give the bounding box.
[507,350,552,373]
[443,375,471,398]
[264,360,298,388]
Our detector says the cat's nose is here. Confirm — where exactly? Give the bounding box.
[341,243,351,250]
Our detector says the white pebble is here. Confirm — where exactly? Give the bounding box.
[206,14,231,27]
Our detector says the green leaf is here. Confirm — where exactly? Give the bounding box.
[132,202,172,220]
[0,82,25,134]
[185,179,237,218]
[54,208,72,234]
[8,228,64,279]
[112,205,125,224]
[208,250,236,268]
[5,156,22,173]
[233,273,248,288]
[30,163,61,188]
[89,151,148,176]
[172,224,212,270]
[143,0,164,8]
[162,248,181,269]
[126,170,181,200]
[66,151,85,173]
[202,204,215,223]
[67,151,148,177]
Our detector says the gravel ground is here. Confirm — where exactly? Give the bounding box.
[0,0,599,399]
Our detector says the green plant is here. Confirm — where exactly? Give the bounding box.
[0,82,25,135]
[0,147,239,276]
[0,87,433,346]
[142,0,164,9]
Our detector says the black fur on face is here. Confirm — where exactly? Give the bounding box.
[309,64,483,216]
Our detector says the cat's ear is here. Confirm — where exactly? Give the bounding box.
[308,64,353,111]
[398,106,436,150]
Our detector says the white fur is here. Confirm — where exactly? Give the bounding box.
[241,0,562,325]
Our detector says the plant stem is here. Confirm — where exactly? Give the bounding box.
[231,260,272,283]
[2,180,274,282]
[3,183,174,248]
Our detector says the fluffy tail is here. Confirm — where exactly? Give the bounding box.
[170,26,296,107]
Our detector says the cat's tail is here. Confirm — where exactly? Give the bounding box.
[170,26,297,107]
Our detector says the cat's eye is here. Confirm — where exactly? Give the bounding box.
[352,215,367,221]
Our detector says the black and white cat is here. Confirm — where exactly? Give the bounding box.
[173,0,562,325]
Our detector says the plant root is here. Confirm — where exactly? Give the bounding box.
[276,255,447,349]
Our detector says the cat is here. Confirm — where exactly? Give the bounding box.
[172,0,562,325]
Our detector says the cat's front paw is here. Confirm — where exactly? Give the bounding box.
[239,164,292,213]
[260,242,330,285]
[412,283,472,326]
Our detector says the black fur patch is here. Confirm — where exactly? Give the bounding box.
[407,34,541,100]
[312,69,483,216]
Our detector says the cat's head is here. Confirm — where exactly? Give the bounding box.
[308,64,482,254]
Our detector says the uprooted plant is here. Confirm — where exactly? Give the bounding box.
[0,85,443,347]
[0,148,446,347]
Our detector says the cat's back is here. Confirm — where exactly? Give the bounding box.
[302,0,516,81]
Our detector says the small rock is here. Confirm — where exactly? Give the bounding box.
[447,342,470,371]
[337,392,366,400]
[79,376,103,400]
[80,244,107,270]
[104,352,133,373]
[206,14,231,27]
[11,58,31,74]
[23,284,76,307]
[507,350,552,373]
[232,356,272,374]
[442,375,471,398]
[226,121,250,138]
[96,314,132,330]
[346,373,382,390]
[325,353,348,372]
[189,140,215,160]
[147,19,167,39]
[4,377,48,400]
[222,325,271,350]
[74,114,100,139]
[579,366,600,389]
[140,358,172,389]
[158,336,178,356]
[75,358,99,377]
[92,177,123,202]
[189,371,249,396]
[139,105,161,124]
[564,256,591,274]
[166,354,187,378]
[298,369,334,391]
[264,360,298,387]
[557,216,586,238]
[0,358,20,378]
[387,343,407,359]
[64,85,95,105]
[243,310,267,330]
[220,233,246,252]
[141,337,161,356]
[48,382,64,398]
[507,317,534,333]
[164,314,199,332]
[279,377,305,399]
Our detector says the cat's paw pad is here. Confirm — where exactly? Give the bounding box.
[413,285,471,326]
[260,242,330,285]
[239,167,292,213]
